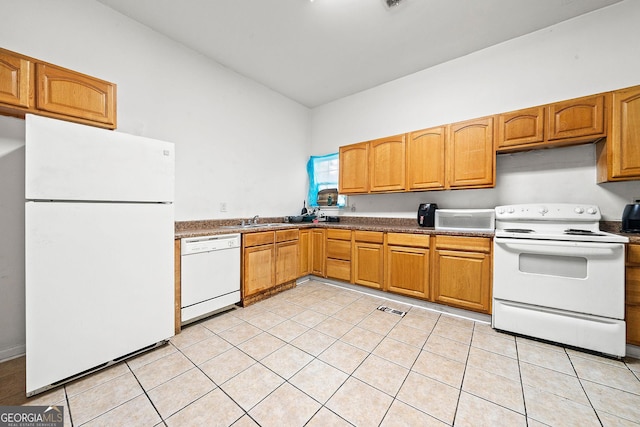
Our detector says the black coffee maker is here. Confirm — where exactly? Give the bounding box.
[622,200,640,232]
[417,203,438,227]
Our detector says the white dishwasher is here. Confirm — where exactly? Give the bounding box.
[181,234,241,324]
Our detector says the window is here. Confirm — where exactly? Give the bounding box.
[306,153,345,207]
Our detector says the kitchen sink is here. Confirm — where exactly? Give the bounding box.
[217,223,289,229]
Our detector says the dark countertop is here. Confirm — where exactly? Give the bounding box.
[174,216,495,239]
[175,217,639,243]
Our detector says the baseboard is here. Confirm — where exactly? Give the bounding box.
[0,344,25,363]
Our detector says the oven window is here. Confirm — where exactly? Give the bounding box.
[518,253,587,279]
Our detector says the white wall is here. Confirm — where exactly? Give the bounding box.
[0,0,310,221]
[310,0,640,220]
[0,0,310,360]
[0,116,25,360]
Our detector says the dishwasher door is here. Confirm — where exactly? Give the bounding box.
[181,234,241,324]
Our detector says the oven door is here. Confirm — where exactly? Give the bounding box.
[493,237,625,319]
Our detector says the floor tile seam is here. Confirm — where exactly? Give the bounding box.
[449,324,477,427]
[63,366,133,400]
[579,377,640,397]
[199,346,259,389]
[564,346,611,425]
[468,342,518,361]
[130,358,198,392]
[118,364,164,427]
[511,336,529,423]
[62,386,76,427]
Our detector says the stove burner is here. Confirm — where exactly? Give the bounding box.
[564,229,605,236]
[503,228,534,233]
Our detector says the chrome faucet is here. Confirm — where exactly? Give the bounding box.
[251,214,260,225]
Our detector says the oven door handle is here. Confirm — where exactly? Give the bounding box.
[494,238,623,255]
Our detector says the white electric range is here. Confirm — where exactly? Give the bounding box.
[492,203,628,357]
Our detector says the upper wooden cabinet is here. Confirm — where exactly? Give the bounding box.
[496,106,545,150]
[0,50,31,109]
[339,142,369,194]
[496,94,608,153]
[597,85,640,182]
[369,135,406,192]
[36,63,116,127]
[447,117,496,189]
[547,94,606,141]
[407,126,446,190]
[0,48,116,129]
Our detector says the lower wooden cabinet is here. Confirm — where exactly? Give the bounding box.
[385,233,430,299]
[626,244,640,345]
[432,235,492,314]
[325,229,352,282]
[298,229,311,276]
[243,239,276,297]
[275,231,299,285]
[310,229,326,277]
[353,231,384,289]
[243,230,298,299]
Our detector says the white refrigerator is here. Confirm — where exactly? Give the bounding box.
[25,115,175,396]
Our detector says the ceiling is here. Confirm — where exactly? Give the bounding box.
[96,0,622,108]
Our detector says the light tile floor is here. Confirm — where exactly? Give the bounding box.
[23,280,640,426]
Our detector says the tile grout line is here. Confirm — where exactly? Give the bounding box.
[126,359,168,426]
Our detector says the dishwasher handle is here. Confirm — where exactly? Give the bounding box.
[181,234,241,255]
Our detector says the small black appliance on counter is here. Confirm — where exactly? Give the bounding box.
[622,200,640,232]
[417,203,438,227]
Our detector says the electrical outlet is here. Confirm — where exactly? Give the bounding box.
[220,202,227,212]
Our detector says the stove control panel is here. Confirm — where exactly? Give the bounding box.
[495,203,600,221]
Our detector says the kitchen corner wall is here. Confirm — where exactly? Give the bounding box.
[0,0,310,360]
[310,0,640,221]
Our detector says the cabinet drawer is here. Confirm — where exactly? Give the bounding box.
[435,235,491,253]
[326,229,351,240]
[387,233,430,248]
[354,230,384,244]
[276,228,299,243]
[244,231,274,247]
[627,266,640,305]
[326,239,351,260]
[627,244,640,266]
[326,259,351,282]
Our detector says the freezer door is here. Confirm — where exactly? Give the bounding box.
[25,201,174,394]
[26,115,174,202]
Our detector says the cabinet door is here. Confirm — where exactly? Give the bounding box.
[243,245,275,297]
[407,127,446,190]
[339,142,369,194]
[310,229,325,277]
[276,240,299,285]
[353,242,384,289]
[298,229,311,276]
[447,117,495,189]
[0,50,30,108]
[369,135,406,192]
[386,245,429,299]
[609,86,640,180]
[496,106,545,150]
[36,63,116,128]
[627,305,640,346]
[547,94,606,141]
[432,248,491,313]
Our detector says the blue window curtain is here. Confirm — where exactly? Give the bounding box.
[307,153,339,207]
